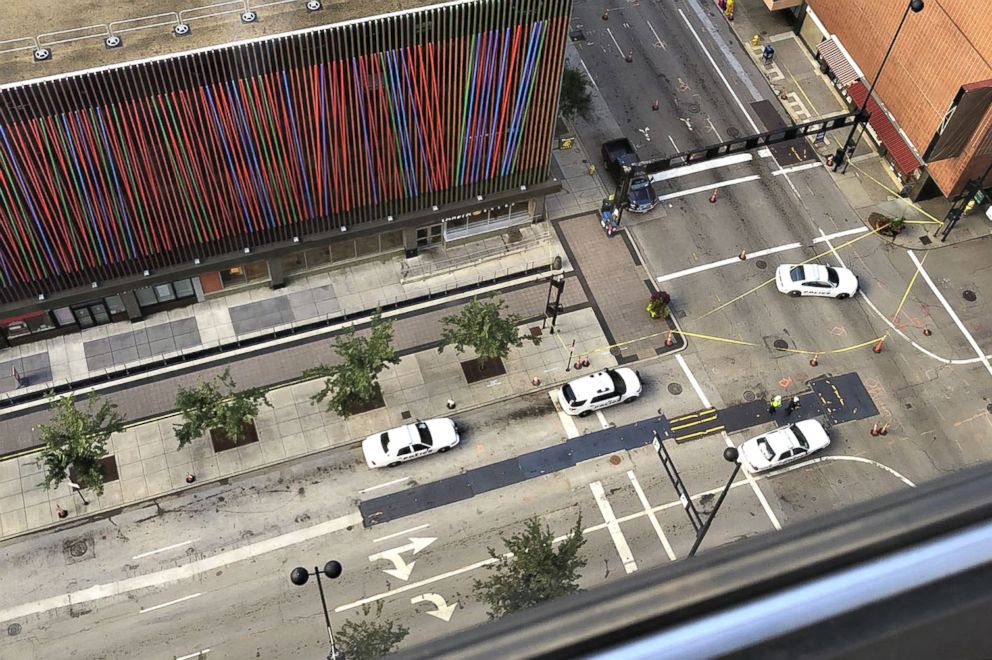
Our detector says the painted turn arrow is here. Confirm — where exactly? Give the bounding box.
[367,537,437,581]
[410,593,458,622]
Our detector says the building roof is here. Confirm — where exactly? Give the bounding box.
[0,0,452,87]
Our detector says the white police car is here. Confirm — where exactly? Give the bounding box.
[558,368,642,417]
[775,263,859,299]
[362,418,460,469]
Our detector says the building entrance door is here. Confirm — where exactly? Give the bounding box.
[416,223,443,249]
[72,302,111,329]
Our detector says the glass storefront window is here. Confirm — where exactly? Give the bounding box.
[220,267,247,287]
[355,235,380,258]
[153,284,176,302]
[105,295,126,315]
[244,261,269,282]
[135,287,158,307]
[53,307,75,326]
[331,239,357,262]
[305,247,331,269]
[173,278,195,298]
[380,230,403,252]
[1,312,54,338]
[281,252,307,275]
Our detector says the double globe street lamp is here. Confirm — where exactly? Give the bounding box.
[832,0,924,172]
[290,560,344,660]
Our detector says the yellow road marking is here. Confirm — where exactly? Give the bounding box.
[670,414,719,431]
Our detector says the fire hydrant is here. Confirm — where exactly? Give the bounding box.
[587,162,597,176]
[751,34,760,47]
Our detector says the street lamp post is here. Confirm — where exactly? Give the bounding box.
[687,447,741,557]
[832,0,924,172]
[290,560,344,660]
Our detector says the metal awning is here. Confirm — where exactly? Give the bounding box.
[817,37,860,89]
[848,81,922,176]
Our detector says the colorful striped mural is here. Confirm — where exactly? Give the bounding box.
[0,0,570,304]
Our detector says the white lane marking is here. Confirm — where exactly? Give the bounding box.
[373,524,430,544]
[176,650,211,660]
[811,227,868,244]
[627,470,677,561]
[725,430,782,530]
[646,20,664,48]
[595,410,611,429]
[649,152,753,182]
[684,0,764,102]
[132,539,197,560]
[706,117,723,141]
[765,455,916,488]
[757,147,772,158]
[0,512,362,623]
[675,353,780,531]
[772,162,822,176]
[551,390,580,439]
[658,175,760,201]
[579,59,600,93]
[675,354,711,409]
[410,593,457,622]
[140,593,202,614]
[908,250,992,378]
[669,135,680,152]
[360,477,410,494]
[677,8,760,133]
[658,242,802,283]
[606,27,625,58]
[590,481,638,574]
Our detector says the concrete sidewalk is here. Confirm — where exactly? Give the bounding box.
[0,307,612,541]
[725,0,992,248]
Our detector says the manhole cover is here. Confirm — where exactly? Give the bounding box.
[963,290,977,302]
[668,383,683,395]
[610,347,622,357]
[727,126,740,138]
[68,541,88,558]
[400,410,411,420]
[688,102,701,114]
[755,259,767,270]
[7,623,21,636]
[919,235,932,245]
[773,339,789,350]
[743,390,756,402]
[609,455,622,465]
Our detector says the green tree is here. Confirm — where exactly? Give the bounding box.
[558,65,592,121]
[37,393,125,496]
[304,311,400,418]
[173,368,271,449]
[438,297,540,363]
[335,602,410,660]
[473,515,586,619]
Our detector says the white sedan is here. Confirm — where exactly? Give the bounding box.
[775,263,858,299]
[738,419,830,473]
[362,418,460,469]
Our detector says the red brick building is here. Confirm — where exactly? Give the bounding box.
[797,0,992,199]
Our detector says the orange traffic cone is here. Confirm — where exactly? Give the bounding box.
[625,49,633,63]
[652,99,659,111]
[825,154,833,167]
[532,376,541,386]
[922,327,932,336]
[738,248,747,260]
[872,339,884,354]
[870,423,880,437]
[809,353,819,367]
[574,359,583,370]
[581,355,590,367]
[602,8,609,20]
[879,422,890,436]
[56,505,69,519]
[664,331,674,347]
[709,189,719,203]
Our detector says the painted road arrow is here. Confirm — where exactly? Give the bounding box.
[368,537,437,581]
[410,593,458,622]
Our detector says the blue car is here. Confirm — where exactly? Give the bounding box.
[627,176,658,213]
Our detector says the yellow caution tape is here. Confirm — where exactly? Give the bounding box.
[892,251,926,322]
[778,335,886,356]
[847,161,943,226]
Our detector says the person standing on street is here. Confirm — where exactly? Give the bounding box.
[785,396,800,416]
[768,394,783,415]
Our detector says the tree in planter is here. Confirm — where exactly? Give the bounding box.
[559,65,593,122]
[438,297,540,366]
[37,393,125,496]
[473,515,586,619]
[304,311,400,418]
[335,601,410,660]
[173,368,271,449]
[646,290,671,319]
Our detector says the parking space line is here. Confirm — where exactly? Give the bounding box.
[605,27,625,58]
[627,471,677,561]
[176,651,211,660]
[140,593,202,614]
[657,241,801,282]
[657,175,760,202]
[675,355,712,409]
[590,481,638,574]
[550,390,580,438]
[649,153,753,182]
[595,410,611,429]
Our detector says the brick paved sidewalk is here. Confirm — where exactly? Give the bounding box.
[0,307,611,540]
[555,214,683,363]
